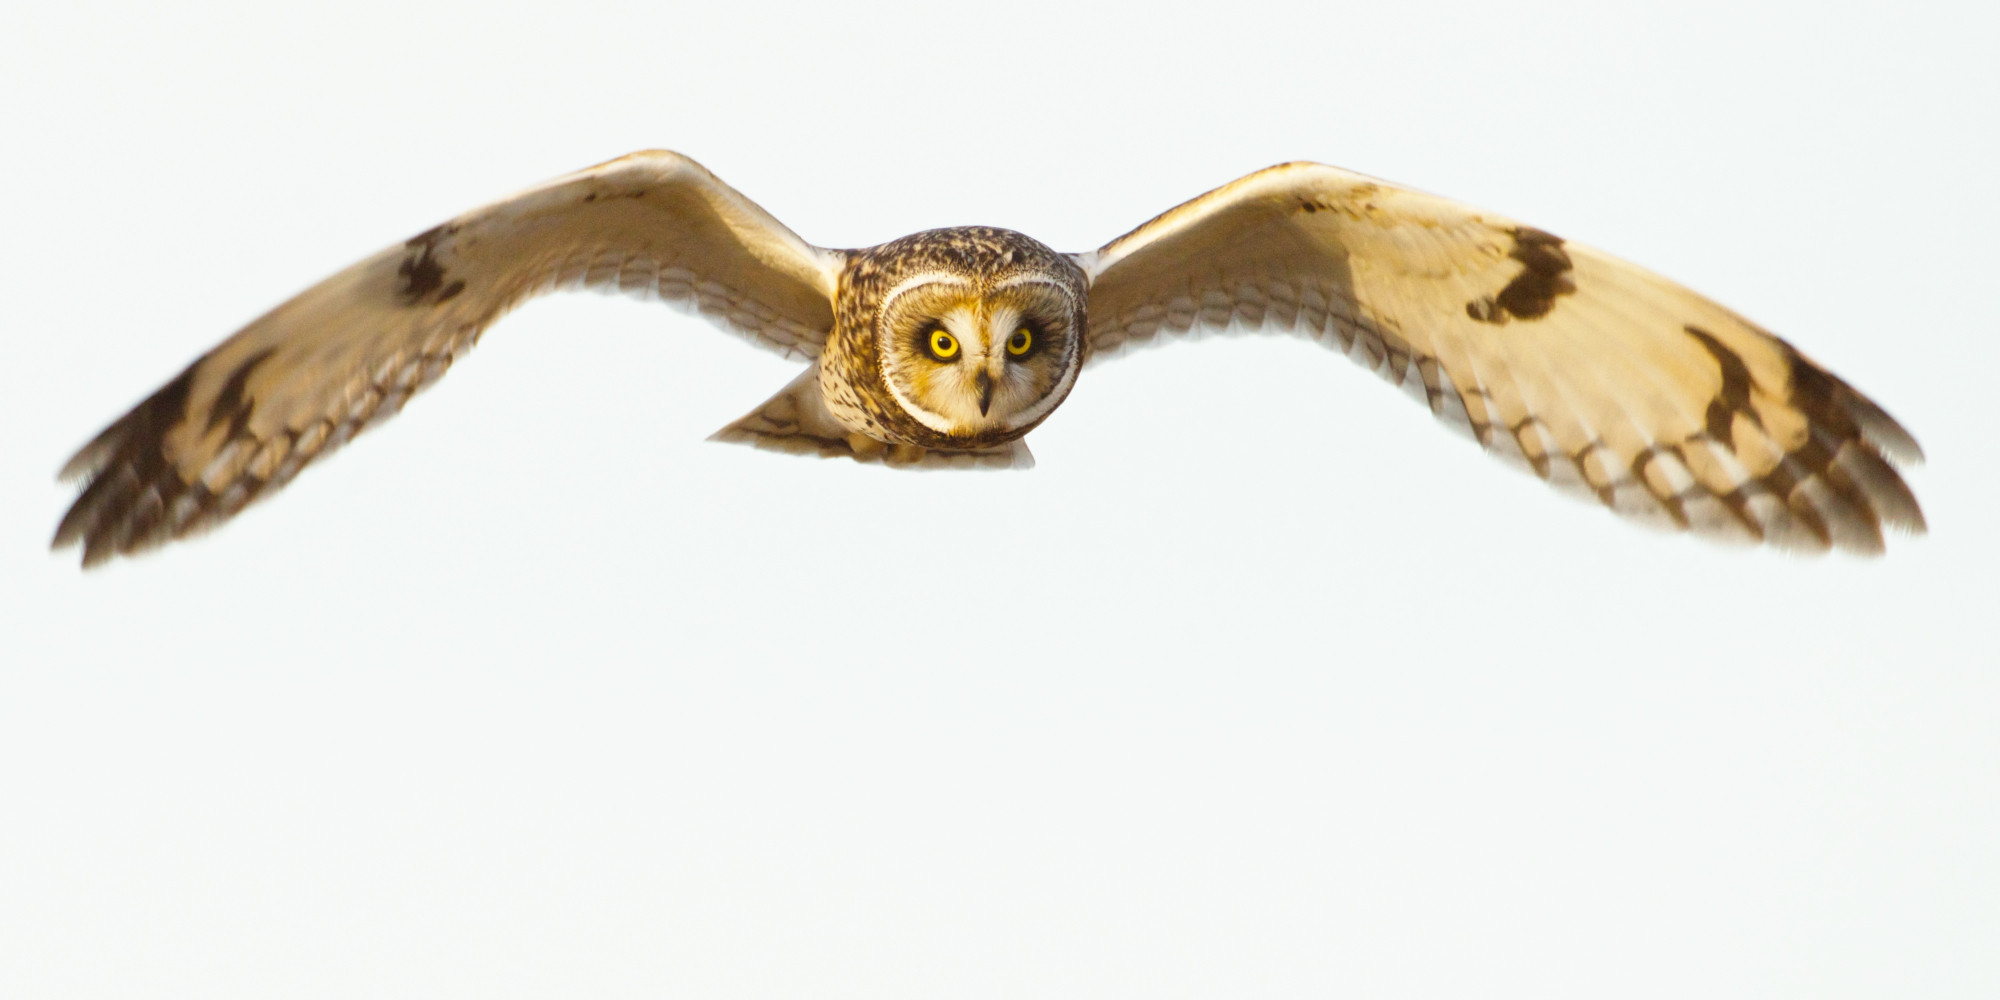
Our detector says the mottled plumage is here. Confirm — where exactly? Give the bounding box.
[53,151,1924,565]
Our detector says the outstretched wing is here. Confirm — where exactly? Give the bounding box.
[1073,162,1924,554]
[54,150,844,566]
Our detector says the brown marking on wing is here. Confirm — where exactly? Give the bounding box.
[1713,484,1770,542]
[396,223,460,305]
[1294,183,1380,221]
[1567,439,1617,507]
[1629,443,1693,529]
[1510,415,1554,479]
[1465,227,1576,325]
[204,347,277,438]
[1685,325,1764,449]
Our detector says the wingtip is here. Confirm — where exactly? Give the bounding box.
[1893,498,1930,539]
[1853,398,1925,467]
[55,414,128,483]
[57,448,102,484]
[50,467,110,564]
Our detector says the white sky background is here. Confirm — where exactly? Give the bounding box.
[3,1,1995,997]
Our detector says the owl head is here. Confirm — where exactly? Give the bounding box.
[854,227,1086,450]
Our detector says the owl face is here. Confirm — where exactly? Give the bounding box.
[855,228,1087,450]
[877,275,1079,438]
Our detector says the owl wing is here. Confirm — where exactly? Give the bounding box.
[1073,162,1924,553]
[54,149,844,566]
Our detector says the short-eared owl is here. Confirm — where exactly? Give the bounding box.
[53,151,1925,565]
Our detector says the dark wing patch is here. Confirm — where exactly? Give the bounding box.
[396,223,462,305]
[1685,325,1763,448]
[1465,227,1576,325]
[204,347,277,438]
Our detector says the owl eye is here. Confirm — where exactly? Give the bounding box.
[1006,327,1034,356]
[927,328,959,360]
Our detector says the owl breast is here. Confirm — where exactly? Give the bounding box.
[820,227,1087,453]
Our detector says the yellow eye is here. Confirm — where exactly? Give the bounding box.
[1007,327,1033,356]
[928,328,959,360]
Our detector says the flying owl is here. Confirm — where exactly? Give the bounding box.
[52,151,1925,565]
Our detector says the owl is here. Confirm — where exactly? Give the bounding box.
[52,150,1924,565]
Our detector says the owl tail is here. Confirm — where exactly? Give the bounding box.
[709,364,1034,469]
[708,364,856,458]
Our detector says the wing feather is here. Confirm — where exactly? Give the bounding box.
[54,150,843,565]
[1075,162,1924,553]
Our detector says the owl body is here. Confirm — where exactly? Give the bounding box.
[51,151,1927,564]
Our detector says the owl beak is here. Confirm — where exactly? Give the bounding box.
[975,370,994,416]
